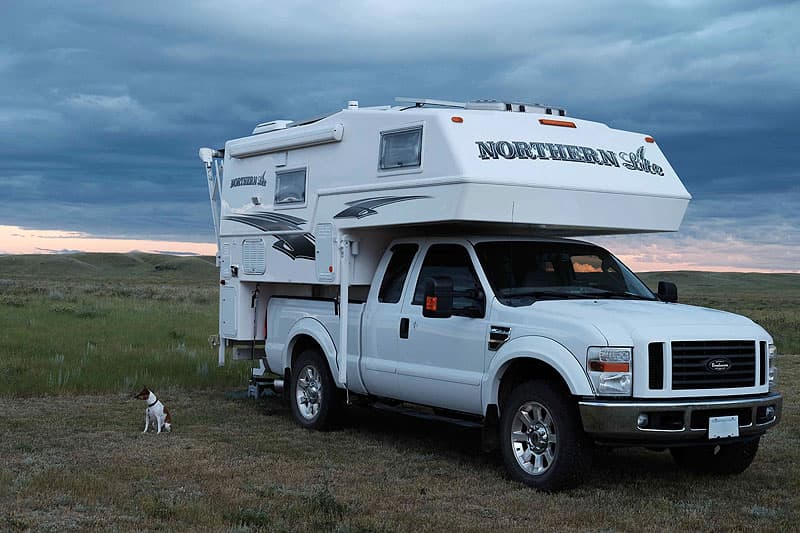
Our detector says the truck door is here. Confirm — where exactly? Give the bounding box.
[396,243,487,415]
[360,243,419,399]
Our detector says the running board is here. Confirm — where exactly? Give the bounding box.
[371,402,483,429]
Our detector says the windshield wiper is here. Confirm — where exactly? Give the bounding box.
[527,290,597,301]
[588,290,655,300]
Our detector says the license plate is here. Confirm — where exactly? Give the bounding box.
[708,415,739,439]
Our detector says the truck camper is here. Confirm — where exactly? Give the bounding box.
[199,97,781,491]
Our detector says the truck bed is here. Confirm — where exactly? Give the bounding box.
[265,296,366,392]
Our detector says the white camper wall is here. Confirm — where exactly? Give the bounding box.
[216,102,691,290]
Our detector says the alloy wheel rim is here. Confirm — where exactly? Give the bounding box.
[296,365,323,420]
[510,401,558,475]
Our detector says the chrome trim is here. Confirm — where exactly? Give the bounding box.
[579,392,782,442]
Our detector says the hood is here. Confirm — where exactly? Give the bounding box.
[529,300,767,346]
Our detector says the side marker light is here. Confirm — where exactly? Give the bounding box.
[539,118,576,128]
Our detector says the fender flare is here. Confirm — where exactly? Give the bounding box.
[482,335,594,409]
[283,317,338,378]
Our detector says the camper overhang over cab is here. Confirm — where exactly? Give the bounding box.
[206,97,689,243]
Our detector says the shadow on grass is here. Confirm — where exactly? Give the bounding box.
[257,394,686,490]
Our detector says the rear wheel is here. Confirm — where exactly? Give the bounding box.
[500,379,590,491]
[670,437,760,475]
[290,349,342,430]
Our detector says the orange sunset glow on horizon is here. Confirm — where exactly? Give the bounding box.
[0,225,216,257]
[2,224,797,274]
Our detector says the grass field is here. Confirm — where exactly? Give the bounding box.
[1,253,798,531]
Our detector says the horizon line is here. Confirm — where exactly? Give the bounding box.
[1,224,797,274]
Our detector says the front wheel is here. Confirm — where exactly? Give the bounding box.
[670,437,760,475]
[290,349,342,430]
[500,380,591,492]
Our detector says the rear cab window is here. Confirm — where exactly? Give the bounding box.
[378,244,419,303]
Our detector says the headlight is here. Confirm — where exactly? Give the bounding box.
[769,344,777,389]
[587,347,632,396]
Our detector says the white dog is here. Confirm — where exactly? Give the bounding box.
[135,387,172,433]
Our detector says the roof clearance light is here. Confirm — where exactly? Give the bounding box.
[539,118,576,128]
[645,136,655,143]
[451,116,463,123]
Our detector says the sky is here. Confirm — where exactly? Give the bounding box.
[1,1,798,271]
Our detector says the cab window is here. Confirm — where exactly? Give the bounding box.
[412,244,485,317]
[378,244,418,303]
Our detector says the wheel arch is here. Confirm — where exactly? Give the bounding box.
[284,318,338,380]
[484,336,594,413]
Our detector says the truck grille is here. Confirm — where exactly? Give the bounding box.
[671,341,756,390]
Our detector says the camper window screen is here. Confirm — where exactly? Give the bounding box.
[380,127,422,170]
[275,169,306,205]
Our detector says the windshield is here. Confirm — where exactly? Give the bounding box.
[474,241,656,306]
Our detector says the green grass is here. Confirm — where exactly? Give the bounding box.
[0,251,217,282]
[0,253,798,530]
[0,254,797,397]
[0,254,247,397]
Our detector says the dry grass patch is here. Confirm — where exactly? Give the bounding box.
[2,358,798,531]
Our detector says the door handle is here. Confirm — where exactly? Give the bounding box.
[399,318,410,339]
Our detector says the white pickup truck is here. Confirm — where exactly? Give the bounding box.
[265,235,782,491]
[200,97,782,491]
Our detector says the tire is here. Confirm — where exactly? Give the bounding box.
[670,437,760,475]
[500,379,591,492]
[290,349,342,430]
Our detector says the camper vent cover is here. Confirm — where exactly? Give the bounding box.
[252,120,292,135]
[242,239,266,275]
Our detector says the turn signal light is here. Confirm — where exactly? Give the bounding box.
[589,361,630,372]
[645,136,655,143]
[451,116,464,123]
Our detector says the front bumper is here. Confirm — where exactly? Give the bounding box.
[579,392,782,446]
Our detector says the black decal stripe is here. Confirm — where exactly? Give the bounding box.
[223,212,308,232]
[224,216,297,232]
[334,195,430,219]
[272,234,316,260]
[246,212,307,226]
[223,213,314,261]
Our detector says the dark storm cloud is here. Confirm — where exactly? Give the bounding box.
[1,0,798,268]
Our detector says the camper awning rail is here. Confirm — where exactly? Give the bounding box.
[228,123,344,159]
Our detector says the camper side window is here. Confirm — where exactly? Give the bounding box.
[378,244,419,303]
[275,168,306,205]
[379,127,422,170]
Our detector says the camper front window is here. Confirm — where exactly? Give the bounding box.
[275,168,306,205]
[380,127,422,170]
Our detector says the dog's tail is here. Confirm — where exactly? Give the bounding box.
[164,407,172,432]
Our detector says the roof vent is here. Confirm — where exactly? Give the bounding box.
[394,97,566,116]
[465,99,508,111]
[465,100,566,116]
[252,120,293,135]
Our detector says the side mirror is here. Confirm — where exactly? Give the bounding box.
[422,276,453,318]
[658,281,678,303]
